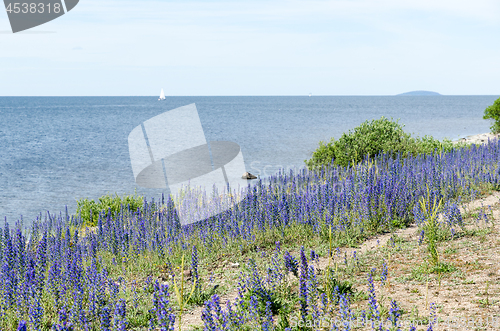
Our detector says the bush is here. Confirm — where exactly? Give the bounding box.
[76,192,144,226]
[304,140,337,170]
[306,117,468,169]
[483,97,500,134]
[411,135,460,155]
[306,117,412,169]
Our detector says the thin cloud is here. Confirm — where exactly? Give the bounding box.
[78,0,500,24]
[1,0,499,95]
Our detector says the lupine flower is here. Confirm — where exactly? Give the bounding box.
[52,308,74,331]
[150,281,176,330]
[17,320,27,331]
[201,300,217,331]
[387,300,400,329]
[339,293,352,330]
[299,246,308,322]
[310,249,319,264]
[360,310,366,327]
[418,230,425,245]
[352,251,358,269]
[262,301,273,330]
[249,295,260,321]
[100,306,111,331]
[381,260,388,287]
[113,299,128,331]
[429,302,437,327]
[209,272,214,284]
[367,269,380,329]
[191,245,200,295]
[283,251,299,277]
[389,237,395,248]
[306,265,320,320]
[29,295,43,331]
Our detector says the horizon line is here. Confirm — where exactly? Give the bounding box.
[0,94,499,97]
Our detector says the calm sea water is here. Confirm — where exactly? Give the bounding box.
[0,96,498,224]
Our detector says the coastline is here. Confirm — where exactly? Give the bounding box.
[3,130,500,329]
[453,132,499,144]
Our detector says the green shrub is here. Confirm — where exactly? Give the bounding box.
[483,97,500,134]
[337,117,412,167]
[304,140,337,170]
[76,192,144,226]
[306,117,413,169]
[306,117,469,169]
[411,135,464,155]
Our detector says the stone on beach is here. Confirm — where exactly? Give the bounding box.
[242,172,257,179]
[454,133,500,145]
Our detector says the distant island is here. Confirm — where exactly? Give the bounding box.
[397,90,441,96]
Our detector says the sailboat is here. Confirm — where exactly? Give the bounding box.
[158,89,166,101]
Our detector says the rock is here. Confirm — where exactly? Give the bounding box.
[454,133,500,145]
[183,270,192,280]
[242,172,257,179]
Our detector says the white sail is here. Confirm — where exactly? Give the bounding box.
[159,88,165,100]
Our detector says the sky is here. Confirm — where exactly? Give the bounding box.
[1,0,499,96]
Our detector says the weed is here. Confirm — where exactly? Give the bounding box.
[444,247,457,255]
[320,267,356,303]
[419,191,443,268]
[172,255,197,331]
[75,191,145,226]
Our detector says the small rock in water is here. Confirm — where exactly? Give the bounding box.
[242,172,257,179]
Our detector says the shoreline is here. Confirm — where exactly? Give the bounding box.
[453,132,499,144]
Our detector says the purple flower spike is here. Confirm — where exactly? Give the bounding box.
[388,300,400,329]
[283,251,299,277]
[381,260,388,287]
[17,321,27,331]
[299,246,308,322]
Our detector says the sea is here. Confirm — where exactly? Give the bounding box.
[0,95,498,225]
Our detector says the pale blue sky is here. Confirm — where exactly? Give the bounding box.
[1,0,499,96]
